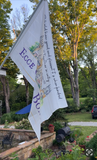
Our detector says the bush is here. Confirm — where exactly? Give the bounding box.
[1,113,13,124]
[70,128,83,141]
[84,98,96,111]
[86,133,97,160]
[14,118,32,130]
[52,139,63,147]
[1,111,28,124]
[65,101,79,113]
[11,102,26,111]
[53,122,62,134]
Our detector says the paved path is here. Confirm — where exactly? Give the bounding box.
[0,122,97,128]
[68,122,97,126]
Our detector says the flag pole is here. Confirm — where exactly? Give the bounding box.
[0,0,47,69]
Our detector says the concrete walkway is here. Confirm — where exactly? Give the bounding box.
[0,122,97,128]
[68,122,97,126]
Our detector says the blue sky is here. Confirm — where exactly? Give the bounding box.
[10,0,33,16]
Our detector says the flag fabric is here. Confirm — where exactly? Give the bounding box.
[9,0,68,141]
[28,0,68,140]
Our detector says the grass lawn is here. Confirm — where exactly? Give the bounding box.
[65,112,97,122]
[69,125,97,141]
[67,97,87,103]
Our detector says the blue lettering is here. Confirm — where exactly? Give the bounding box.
[19,47,27,57]
[33,93,40,103]
[19,47,35,69]
[36,103,40,109]
[27,59,32,65]
[24,55,28,61]
[29,63,35,69]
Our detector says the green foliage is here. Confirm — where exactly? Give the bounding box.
[14,118,32,130]
[1,112,28,124]
[57,145,86,160]
[81,109,86,113]
[10,85,26,108]
[1,113,13,124]
[65,101,79,113]
[84,98,96,111]
[70,128,83,141]
[77,137,86,145]
[28,145,56,160]
[52,139,63,147]
[9,152,19,160]
[53,122,62,134]
[11,102,26,111]
[4,120,9,128]
[86,133,97,160]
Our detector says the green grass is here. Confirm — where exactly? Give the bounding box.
[69,125,97,140]
[65,112,97,122]
[67,97,87,103]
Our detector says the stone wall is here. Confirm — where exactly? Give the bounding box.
[0,128,36,141]
[0,128,56,160]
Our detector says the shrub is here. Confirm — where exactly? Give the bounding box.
[14,118,32,130]
[1,111,28,124]
[11,102,26,111]
[86,133,97,160]
[53,122,62,134]
[65,101,79,113]
[84,98,96,111]
[70,128,83,141]
[52,139,63,147]
[1,113,13,124]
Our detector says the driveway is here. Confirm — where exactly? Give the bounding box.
[68,122,97,126]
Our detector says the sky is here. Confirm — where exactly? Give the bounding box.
[10,0,33,17]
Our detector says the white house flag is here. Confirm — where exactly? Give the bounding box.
[28,0,68,140]
[9,0,68,140]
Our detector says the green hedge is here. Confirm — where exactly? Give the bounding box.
[1,111,28,124]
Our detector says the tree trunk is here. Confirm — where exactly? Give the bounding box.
[68,66,76,101]
[23,76,29,105]
[74,59,79,106]
[65,43,80,107]
[0,76,10,113]
[73,43,79,106]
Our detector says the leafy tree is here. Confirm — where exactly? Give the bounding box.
[0,0,19,113]
[79,43,97,101]
[29,0,97,106]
